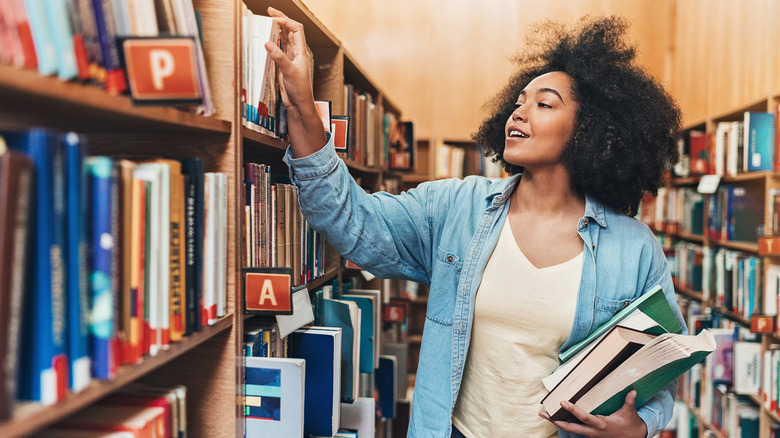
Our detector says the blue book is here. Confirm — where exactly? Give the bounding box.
[375,355,397,419]
[180,158,205,333]
[341,295,375,374]
[743,111,775,172]
[244,357,305,438]
[6,128,68,404]
[289,327,341,437]
[85,156,118,379]
[62,132,91,392]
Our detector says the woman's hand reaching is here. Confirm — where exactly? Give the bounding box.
[265,7,327,157]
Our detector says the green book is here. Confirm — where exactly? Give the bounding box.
[559,285,683,364]
[542,329,715,422]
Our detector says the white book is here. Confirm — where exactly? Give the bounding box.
[133,166,162,356]
[245,357,306,438]
[248,13,280,135]
[216,173,228,317]
[732,341,761,396]
[141,162,171,349]
[203,172,217,324]
[765,264,780,318]
[276,286,314,338]
[714,122,729,177]
[131,0,159,36]
[340,397,376,438]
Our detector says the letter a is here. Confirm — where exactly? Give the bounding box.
[258,279,278,306]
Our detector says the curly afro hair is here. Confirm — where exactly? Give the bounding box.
[474,16,681,216]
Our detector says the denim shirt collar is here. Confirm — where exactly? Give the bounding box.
[485,173,608,228]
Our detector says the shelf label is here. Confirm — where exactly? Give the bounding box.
[243,267,293,315]
[696,174,721,194]
[120,37,203,105]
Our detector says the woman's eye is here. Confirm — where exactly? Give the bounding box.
[538,102,551,108]
[513,103,523,109]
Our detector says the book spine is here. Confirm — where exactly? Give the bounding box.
[89,0,127,93]
[169,169,185,342]
[9,129,68,404]
[63,132,91,392]
[86,156,117,380]
[130,177,146,363]
[23,0,57,75]
[182,172,195,335]
[44,0,78,80]
[0,150,34,418]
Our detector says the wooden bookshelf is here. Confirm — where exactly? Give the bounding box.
[0,0,412,435]
[654,93,780,437]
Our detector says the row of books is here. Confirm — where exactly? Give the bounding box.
[241,285,406,437]
[674,299,763,438]
[0,0,214,113]
[0,128,227,417]
[29,383,187,438]
[644,184,763,243]
[669,242,766,321]
[675,108,778,178]
[242,162,328,285]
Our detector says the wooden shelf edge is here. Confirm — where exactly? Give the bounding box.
[0,315,234,437]
[305,268,339,291]
[0,65,231,134]
[242,126,289,151]
[344,159,380,175]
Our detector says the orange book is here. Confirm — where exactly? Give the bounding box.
[117,160,136,365]
[57,405,167,438]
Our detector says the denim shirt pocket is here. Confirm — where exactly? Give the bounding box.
[426,247,463,326]
[593,296,633,327]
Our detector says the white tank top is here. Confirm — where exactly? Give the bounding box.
[452,216,582,438]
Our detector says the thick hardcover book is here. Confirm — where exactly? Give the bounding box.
[341,294,375,374]
[6,128,69,405]
[23,0,57,75]
[180,158,204,332]
[63,132,91,391]
[86,156,119,380]
[0,147,34,418]
[289,327,341,437]
[543,328,715,422]
[90,0,127,93]
[244,356,306,438]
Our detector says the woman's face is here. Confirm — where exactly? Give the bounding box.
[503,71,578,170]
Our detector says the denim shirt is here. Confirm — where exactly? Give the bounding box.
[284,135,685,438]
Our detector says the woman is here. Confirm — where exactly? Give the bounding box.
[265,7,685,437]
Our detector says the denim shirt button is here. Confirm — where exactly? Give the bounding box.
[583,219,589,227]
[447,255,454,262]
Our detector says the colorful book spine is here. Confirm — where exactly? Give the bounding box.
[89,0,126,93]
[6,128,69,404]
[63,132,91,392]
[86,156,118,380]
[23,0,57,75]
[44,0,79,80]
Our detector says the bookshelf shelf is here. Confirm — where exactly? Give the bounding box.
[0,315,233,437]
[306,268,340,291]
[709,239,760,253]
[242,127,289,152]
[401,174,429,184]
[0,65,231,134]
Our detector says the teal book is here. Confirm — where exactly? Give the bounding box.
[341,295,374,374]
[323,299,360,403]
[743,111,774,172]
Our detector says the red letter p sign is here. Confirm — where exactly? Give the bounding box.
[122,37,202,104]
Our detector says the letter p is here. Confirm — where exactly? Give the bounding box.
[149,49,175,90]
